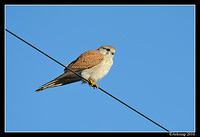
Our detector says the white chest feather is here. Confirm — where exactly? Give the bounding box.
[81,56,113,82]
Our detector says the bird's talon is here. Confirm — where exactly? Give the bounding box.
[88,78,99,89]
[94,84,99,89]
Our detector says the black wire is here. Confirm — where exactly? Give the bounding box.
[99,87,170,132]
[5,29,90,84]
[5,29,170,133]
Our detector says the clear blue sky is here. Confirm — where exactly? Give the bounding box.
[5,5,195,132]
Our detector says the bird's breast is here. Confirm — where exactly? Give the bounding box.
[81,57,113,82]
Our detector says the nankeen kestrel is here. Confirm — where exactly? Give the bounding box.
[35,45,116,92]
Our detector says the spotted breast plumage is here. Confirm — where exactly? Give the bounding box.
[35,45,116,92]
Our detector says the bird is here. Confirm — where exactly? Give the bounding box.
[35,45,116,92]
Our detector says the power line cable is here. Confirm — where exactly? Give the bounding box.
[5,29,170,133]
[5,29,90,84]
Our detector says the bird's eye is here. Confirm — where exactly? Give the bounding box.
[106,48,110,51]
[111,52,114,55]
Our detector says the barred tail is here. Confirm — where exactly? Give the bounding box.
[35,71,82,92]
[35,79,63,92]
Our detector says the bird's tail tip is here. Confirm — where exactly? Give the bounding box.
[35,87,44,92]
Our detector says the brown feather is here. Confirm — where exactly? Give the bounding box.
[35,49,104,92]
[35,69,83,92]
[64,49,104,72]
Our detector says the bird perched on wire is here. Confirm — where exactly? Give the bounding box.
[35,45,116,92]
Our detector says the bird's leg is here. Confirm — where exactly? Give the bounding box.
[88,78,99,89]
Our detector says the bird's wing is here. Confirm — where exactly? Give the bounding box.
[35,50,104,92]
[64,49,104,72]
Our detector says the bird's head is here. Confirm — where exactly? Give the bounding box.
[98,45,116,58]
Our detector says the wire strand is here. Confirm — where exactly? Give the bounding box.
[6,29,170,133]
[5,29,90,84]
